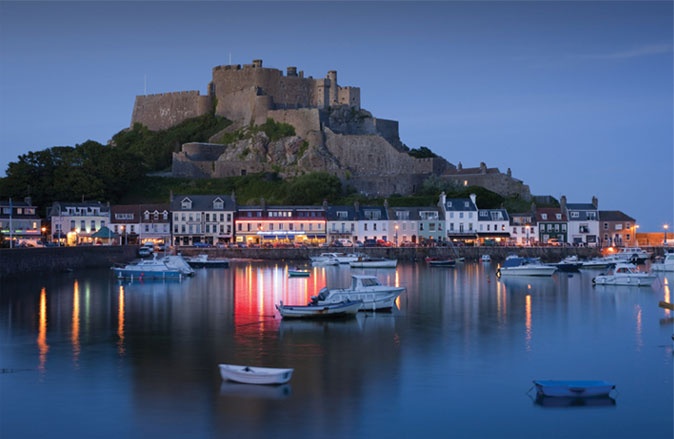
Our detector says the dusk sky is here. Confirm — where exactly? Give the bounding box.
[1,1,672,232]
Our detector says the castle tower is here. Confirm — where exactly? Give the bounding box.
[327,70,337,107]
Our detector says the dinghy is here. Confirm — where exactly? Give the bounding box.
[533,380,615,398]
[218,364,294,385]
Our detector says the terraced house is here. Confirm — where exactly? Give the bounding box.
[170,195,236,246]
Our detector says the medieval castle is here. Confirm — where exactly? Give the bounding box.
[131,59,530,200]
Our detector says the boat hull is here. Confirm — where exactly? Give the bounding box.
[497,266,557,277]
[592,275,656,286]
[533,380,615,398]
[349,259,397,268]
[218,364,294,385]
[276,300,362,319]
[111,268,183,280]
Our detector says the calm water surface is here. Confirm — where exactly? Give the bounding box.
[1,260,672,439]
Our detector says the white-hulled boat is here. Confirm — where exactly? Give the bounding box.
[275,300,362,319]
[310,252,362,264]
[496,255,557,277]
[550,255,583,272]
[162,255,195,276]
[218,364,293,385]
[612,247,652,264]
[311,274,405,311]
[533,380,616,398]
[592,263,657,286]
[111,255,183,280]
[481,254,491,263]
[651,252,674,272]
[349,256,397,268]
[288,268,311,277]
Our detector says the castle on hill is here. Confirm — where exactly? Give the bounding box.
[130,59,530,200]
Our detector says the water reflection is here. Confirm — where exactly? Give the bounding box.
[1,262,671,439]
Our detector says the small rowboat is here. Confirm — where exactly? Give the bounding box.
[533,380,616,398]
[218,364,294,385]
[425,257,456,267]
[275,300,362,319]
[288,268,311,277]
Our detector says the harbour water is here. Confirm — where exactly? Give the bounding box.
[1,260,672,438]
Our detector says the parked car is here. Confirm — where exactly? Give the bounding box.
[363,239,377,247]
[138,247,152,257]
[193,242,213,248]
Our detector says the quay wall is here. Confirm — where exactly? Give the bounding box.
[3,246,667,280]
[0,246,137,280]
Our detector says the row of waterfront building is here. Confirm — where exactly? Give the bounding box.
[0,192,639,248]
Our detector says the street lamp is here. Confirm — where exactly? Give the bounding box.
[665,224,669,247]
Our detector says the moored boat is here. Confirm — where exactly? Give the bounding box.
[481,254,491,263]
[550,255,583,272]
[311,274,405,311]
[275,300,362,319]
[111,256,183,280]
[218,364,294,385]
[496,255,557,277]
[349,256,397,268]
[611,247,652,264]
[425,257,456,267]
[651,252,674,272]
[185,253,230,268]
[288,268,311,277]
[592,262,657,286]
[533,380,616,398]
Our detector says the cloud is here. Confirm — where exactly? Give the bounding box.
[580,43,672,60]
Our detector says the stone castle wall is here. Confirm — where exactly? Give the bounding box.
[131,91,211,131]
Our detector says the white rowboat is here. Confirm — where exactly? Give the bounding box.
[218,364,294,385]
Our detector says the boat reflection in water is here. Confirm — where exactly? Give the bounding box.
[219,382,292,399]
[534,395,617,408]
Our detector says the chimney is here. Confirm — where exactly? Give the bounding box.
[469,193,477,207]
[591,196,598,209]
[438,191,446,208]
[560,195,567,213]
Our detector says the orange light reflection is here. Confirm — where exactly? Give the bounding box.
[72,280,80,366]
[117,285,125,356]
[37,288,49,373]
[524,294,532,352]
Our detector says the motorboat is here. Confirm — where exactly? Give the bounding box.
[651,252,674,272]
[592,263,657,286]
[579,256,620,269]
[481,254,491,263]
[612,247,652,264]
[533,380,616,398]
[288,268,311,277]
[310,252,362,264]
[111,256,183,280]
[185,253,230,268]
[425,257,456,267]
[275,300,362,319]
[161,255,195,276]
[496,255,557,277]
[549,255,583,272]
[311,274,405,311]
[218,364,293,385]
[349,256,397,268]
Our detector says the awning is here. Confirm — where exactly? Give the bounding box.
[476,233,511,238]
[91,226,119,239]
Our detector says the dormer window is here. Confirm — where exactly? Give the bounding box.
[181,198,192,210]
[555,214,561,220]
[541,214,547,220]
[213,198,224,210]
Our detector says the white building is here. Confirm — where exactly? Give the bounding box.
[48,201,110,246]
[171,195,236,246]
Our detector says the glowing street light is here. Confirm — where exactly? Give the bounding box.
[665,224,669,247]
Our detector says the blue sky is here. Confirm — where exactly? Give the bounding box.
[1,1,672,232]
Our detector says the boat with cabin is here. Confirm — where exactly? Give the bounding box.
[592,262,657,286]
[612,247,652,264]
[496,255,557,277]
[311,274,405,311]
[111,255,183,280]
[425,256,456,267]
[651,252,674,272]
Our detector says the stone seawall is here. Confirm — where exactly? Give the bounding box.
[0,246,137,280]
[178,246,606,263]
